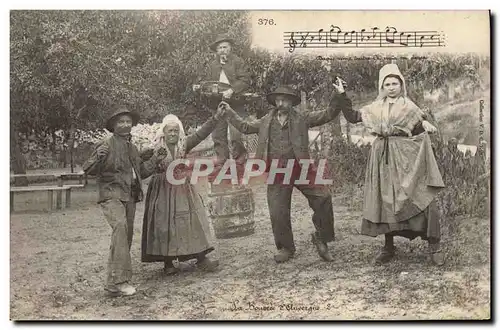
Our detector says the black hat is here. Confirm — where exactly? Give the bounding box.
[105,107,140,132]
[266,86,301,107]
[209,33,235,52]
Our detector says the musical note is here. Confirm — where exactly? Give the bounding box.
[419,33,442,47]
[359,28,380,46]
[399,32,413,46]
[344,30,356,44]
[385,26,397,44]
[317,29,324,42]
[371,27,381,47]
[329,25,341,44]
[360,29,368,42]
[430,34,441,47]
[283,26,445,52]
[419,35,426,47]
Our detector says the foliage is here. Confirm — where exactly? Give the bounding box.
[319,133,489,221]
[11,10,490,134]
[432,137,489,219]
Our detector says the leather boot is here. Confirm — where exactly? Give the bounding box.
[164,260,179,275]
[311,233,334,262]
[274,249,294,263]
[375,234,395,264]
[374,246,395,264]
[197,256,220,272]
[429,242,445,266]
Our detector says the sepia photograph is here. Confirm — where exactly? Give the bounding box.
[9,9,491,321]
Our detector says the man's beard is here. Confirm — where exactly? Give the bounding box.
[115,126,132,135]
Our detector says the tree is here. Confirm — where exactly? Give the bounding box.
[11,10,168,170]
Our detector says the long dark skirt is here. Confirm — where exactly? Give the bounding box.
[141,172,215,263]
[361,200,440,243]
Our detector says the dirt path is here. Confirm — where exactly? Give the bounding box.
[10,182,490,320]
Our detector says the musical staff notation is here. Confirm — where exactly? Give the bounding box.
[285,26,445,53]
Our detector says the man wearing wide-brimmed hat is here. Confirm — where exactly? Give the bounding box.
[206,33,251,165]
[220,81,347,263]
[83,107,168,297]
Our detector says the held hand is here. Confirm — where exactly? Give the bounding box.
[155,146,168,159]
[332,77,346,94]
[215,101,229,120]
[217,101,231,111]
[96,144,109,158]
[214,107,225,120]
[422,120,437,134]
[222,88,234,100]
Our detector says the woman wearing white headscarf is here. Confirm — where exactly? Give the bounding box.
[338,63,446,265]
[141,111,223,274]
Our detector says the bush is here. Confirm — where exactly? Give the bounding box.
[320,133,489,221]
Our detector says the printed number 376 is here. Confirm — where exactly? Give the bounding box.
[258,19,275,25]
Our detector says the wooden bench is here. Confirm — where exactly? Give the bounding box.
[54,173,86,209]
[10,172,87,210]
[10,184,85,212]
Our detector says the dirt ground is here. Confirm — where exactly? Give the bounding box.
[10,178,490,320]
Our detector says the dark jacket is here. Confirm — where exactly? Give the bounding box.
[207,54,251,94]
[83,134,159,203]
[227,93,345,166]
[83,117,219,203]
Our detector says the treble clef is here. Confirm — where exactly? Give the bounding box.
[288,32,297,53]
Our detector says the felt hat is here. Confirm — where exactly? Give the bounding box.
[105,107,140,132]
[209,33,235,52]
[266,85,301,107]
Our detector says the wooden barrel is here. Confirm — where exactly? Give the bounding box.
[206,183,255,239]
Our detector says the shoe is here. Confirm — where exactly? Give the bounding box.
[197,257,220,272]
[374,247,395,264]
[429,249,445,266]
[311,233,334,262]
[273,249,294,263]
[164,266,180,275]
[430,251,445,266]
[428,242,445,266]
[106,282,136,297]
[164,260,180,275]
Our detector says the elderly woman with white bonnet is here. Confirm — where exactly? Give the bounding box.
[141,109,224,274]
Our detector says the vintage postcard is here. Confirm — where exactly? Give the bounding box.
[9,10,491,321]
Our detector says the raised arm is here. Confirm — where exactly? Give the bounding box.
[138,150,163,179]
[305,92,344,127]
[185,116,218,152]
[224,103,262,134]
[82,138,109,176]
[338,93,362,124]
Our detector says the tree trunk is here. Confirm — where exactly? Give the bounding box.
[300,91,307,112]
[346,121,351,144]
[68,125,76,173]
[10,126,28,186]
[66,105,86,173]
